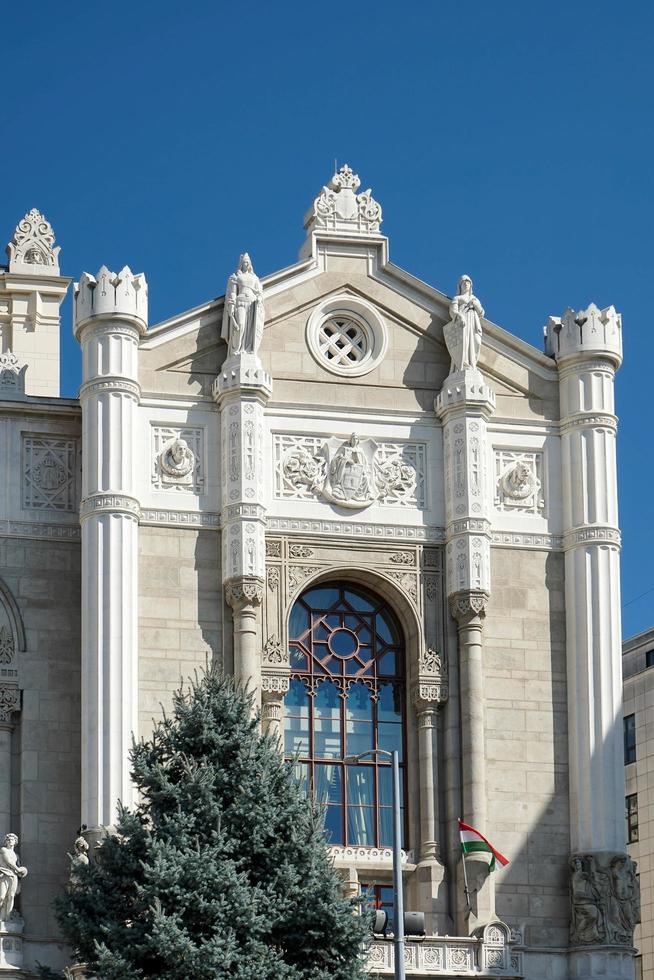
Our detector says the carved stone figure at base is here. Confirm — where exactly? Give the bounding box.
[0,834,27,920]
[443,275,485,373]
[570,852,640,947]
[68,836,90,879]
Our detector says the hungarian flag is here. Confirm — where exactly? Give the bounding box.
[459,819,509,873]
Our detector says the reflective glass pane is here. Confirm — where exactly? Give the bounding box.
[324,805,343,844]
[376,614,398,644]
[289,646,307,670]
[347,766,374,806]
[289,603,309,639]
[378,766,405,808]
[345,590,376,612]
[378,722,403,759]
[380,807,407,848]
[378,682,403,721]
[356,626,372,646]
[315,765,343,807]
[344,614,363,631]
[314,681,340,717]
[377,649,396,675]
[348,806,375,845]
[326,614,340,629]
[330,628,359,657]
[302,587,339,607]
[346,682,372,721]
[290,762,309,794]
[285,678,309,711]
[285,728,309,756]
[347,720,374,757]
[315,723,341,758]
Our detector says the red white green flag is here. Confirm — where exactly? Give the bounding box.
[459,819,509,873]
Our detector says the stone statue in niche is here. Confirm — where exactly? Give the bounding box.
[0,834,28,920]
[324,433,376,508]
[221,253,265,357]
[160,437,195,486]
[443,275,485,373]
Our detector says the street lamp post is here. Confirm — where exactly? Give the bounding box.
[344,748,405,980]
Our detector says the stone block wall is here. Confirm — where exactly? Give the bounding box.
[484,547,569,946]
[138,526,223,738]
[1,537,81,958]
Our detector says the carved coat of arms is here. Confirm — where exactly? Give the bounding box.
[322,434,378,508]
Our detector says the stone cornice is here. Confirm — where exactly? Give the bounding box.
[78,377,141,402]
[80,493,141,521]
[560,412,617,435]
[563,525,621,551]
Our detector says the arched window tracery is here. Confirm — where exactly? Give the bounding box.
[284,583,406,848]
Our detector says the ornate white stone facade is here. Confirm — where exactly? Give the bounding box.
[0,168,634,978]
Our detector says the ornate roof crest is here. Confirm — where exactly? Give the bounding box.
[305,164,382,237]
[6,208,60,274]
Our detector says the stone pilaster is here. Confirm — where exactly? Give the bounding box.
[215,353,272,712]
[546,306,635,978]
[436,364,495,933]
[0,680,20,841]
[74,266,147,832]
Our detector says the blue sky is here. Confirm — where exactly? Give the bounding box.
[2,1,651,637]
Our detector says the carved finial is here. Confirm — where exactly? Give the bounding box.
[74,265,148,336]
[544,303,622,365]
[305,163,382,236]
[6,208,61,274]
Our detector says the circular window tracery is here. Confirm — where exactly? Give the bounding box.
[306,296,388,378]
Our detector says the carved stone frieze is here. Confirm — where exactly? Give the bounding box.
[267,516,443,542]
[225,576,264,610]
[0,627,15,666]
[6,208,60,273]
[0,685,20,724]
[80,494,140,521]
[389,551,415,565]
[265,540,282,558]
[389,571,417,602]
[267,567,280,592]
[0,351,26,399]
[412,681,448,708]
[288,566,320,594]
[289,544,314,559]
[274,432,425,510]
[570,851,639,947]
[261,674,290,695]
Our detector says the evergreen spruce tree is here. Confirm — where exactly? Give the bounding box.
[43,670,369,980]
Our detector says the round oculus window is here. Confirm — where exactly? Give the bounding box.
[306,296,388,378]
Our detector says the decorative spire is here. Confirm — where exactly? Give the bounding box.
[304,164,382,237]
[6,208,60,274]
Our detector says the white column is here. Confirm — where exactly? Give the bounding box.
[214,353,272,712]
[74,266,147,832]
[546,305,636,977]
[436,367,495,931]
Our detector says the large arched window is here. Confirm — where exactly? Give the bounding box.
[284,582,406,848]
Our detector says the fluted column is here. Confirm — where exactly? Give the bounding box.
[74,266,147,832]
[436,360,495,932]
[546,306,636,977]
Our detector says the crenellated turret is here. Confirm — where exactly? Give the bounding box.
[544,302,622,364]
[74,265,147,333]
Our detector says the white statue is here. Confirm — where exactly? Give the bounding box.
[443,274,485,372]
[160,438,195,483]
[0,833,27,920]
[68,836,90,879]
[221,253,265,357]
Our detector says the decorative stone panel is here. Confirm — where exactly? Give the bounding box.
[22,435,78,512]
[151,425,204,493]
[494,448,545,514]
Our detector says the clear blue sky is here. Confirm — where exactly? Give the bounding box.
[2,1,651,638]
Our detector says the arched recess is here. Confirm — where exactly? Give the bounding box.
[0,576,25,838]
[282,566,429,856]
[0,577,26,654]
[284,566,425,688]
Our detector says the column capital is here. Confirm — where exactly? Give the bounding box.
[213,353,272,404]
[435,368,496,420]
[449,590,488,625]
[225,575,264,611]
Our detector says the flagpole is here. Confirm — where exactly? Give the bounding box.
[458,818,473,917]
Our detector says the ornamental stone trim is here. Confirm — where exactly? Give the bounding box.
[0,684,20,723]
[491,531,563,551]
[78,377,141,401]
[560,412,618,435]
[447,518,491,535]
[6,208,60,273]
[267,517,444,542]
[139,509,220,529]
[329,845,414,865]
[80,494,141,521]
[563,525,621,550]
[261,674,290,694]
